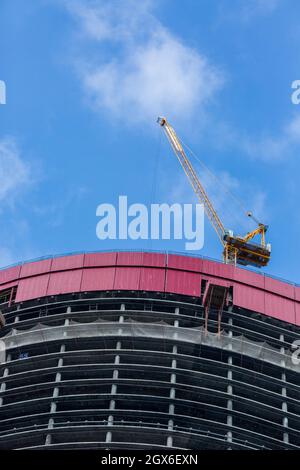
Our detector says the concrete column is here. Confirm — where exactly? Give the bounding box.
[0,382,6,393]
[58,343,65,370]
[0,364,9,406]
[63,318,69,338]
[227,317,233,447]
[54,345,64,423]
[109,400,115,410]
[167,346,177,448]
[47,371,61,435]
[50,402,56,413]
[108,415,114,426]
[48,418,54,429]
[118,314,124,336]
[173,319,179,341]
[107,398,116,435]
[280,334,289,444]
[55,372,61,382]
[109,341,121,430]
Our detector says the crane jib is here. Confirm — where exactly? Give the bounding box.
[157,116,271,268]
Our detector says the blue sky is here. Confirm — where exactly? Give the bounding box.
[0,0,300,284]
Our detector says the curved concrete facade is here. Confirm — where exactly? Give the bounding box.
[0,251,299,325]
[0,252,299,449]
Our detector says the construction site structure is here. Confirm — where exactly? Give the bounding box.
[158,117,271,268]
[0,251,299,450]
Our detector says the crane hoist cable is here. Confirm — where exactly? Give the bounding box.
[180,139,250,218]
[157,116,271,268]
[180,140,263,235]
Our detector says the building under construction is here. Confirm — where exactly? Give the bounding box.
[0,250,299,450]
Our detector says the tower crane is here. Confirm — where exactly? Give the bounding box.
[157,116,271,268]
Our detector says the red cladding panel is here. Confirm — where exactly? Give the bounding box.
[0,281,18,292]
[296,302,300,326]
[51,254,84,272]
[3,252,299,328]
[139,267,165,292]
[81,268,115,291]
[233,283,265,315]
[233,267,264,289]
[265,293,295,324]
[84,252,117,268]
[114,267,141,290]
[117,252,143,266]
[165,269,201,297]
[142,252,166,268]
[0,265,21,285]
[264,277,295,299]
[16,275,50,302]
[167,254,202,272]
[20,259,52,278]
[202,259,233,279]
[47,270,82,296]
[205,275,231,288]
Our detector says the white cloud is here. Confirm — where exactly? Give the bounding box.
[217,0,281,24]
[240,0,280,19]
[0,80,6,105]
[208,113,300,162]
[0,138,31,203]
[240,114,300,161]
[0,138,34,268]
[285,114,300,143]
[66,0,223,124]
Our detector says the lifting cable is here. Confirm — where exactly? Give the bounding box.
[179,138,257,227]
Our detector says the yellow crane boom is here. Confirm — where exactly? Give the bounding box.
[158,116,271,268]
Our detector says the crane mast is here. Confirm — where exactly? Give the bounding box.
[158,116,271,268]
